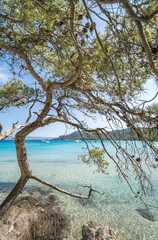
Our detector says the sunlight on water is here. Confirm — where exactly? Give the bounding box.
[0,140,158,239]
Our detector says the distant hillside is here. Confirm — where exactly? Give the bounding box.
[54,128,158,141]
[54,131,85,140]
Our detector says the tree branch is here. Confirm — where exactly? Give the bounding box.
[96,0,158,78]
[97,0,158,22]
[82,0,123,100]
[98,0,120,3]
[0,101,40,141]
[0,122,27,141]
[49,39,83,90]
[96,131,149,209]
[0,44,47,90]
[0,12,22,23]
[120,0,158,79]
[30,175,104,204]
[69,0,75,29]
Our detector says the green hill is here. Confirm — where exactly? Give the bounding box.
[54,128,158,141]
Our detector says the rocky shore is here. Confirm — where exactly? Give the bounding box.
[0,187,119,240]
[0,195,69,240]
[82,221,119,240]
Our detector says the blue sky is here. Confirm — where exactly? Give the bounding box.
[0,10,158,138]
[0,61,157,138]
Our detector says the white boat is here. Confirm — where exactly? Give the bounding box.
[41,140,49,143]
[75,140,80,143]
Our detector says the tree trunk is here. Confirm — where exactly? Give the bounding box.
[15,134,32,177]
[0,93,53,217]
[0,134,32,218]
[0,176,29,219]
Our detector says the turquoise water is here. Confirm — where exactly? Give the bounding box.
[0,140,158,240]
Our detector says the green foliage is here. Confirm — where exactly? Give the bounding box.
[80,147,109,175]
[145,103,158,116]
[0,78,43,109]
[0,0,157,140]
[0,0,155,106]
[0,0,157,197]
[151,163,157,169]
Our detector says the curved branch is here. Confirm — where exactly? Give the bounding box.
[97,0,158,22]
[96,0,158,79]
[0,97,41,141]
[120,0,158,79]
[49,45,83,90]
[30,175,104,204]
[0,123,23,141]
[131,10,158,22]
[134,20,158,79]
[0,44,47,90]
[143,10,158,21]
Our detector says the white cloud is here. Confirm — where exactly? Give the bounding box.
[0,73,8,83]
[0,66,9,83]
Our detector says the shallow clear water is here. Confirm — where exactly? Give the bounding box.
[0,140,158,240]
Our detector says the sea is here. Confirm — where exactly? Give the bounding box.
[0,140,158,240]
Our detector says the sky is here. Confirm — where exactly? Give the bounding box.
[0,62,106,137]
[0,8,158,138]
[0,60,157,138]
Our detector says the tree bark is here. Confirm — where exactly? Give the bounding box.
[0,134,32,217]
[15,135,32,177]
[0,176,29,218]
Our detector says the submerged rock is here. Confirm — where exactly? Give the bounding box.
[0,196,69,240]
[136,208,155,221]
[82,221,119,240]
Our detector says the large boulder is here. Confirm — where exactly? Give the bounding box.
[0,195,69,240]
[82,221,119,240]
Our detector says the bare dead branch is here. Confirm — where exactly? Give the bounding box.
[0,122,27,141]
[30,175,102,203]
[0,104,41,142]
[81,185,105,196]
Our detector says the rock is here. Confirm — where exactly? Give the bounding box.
[0,196,69,240]
[82,221,119,240]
